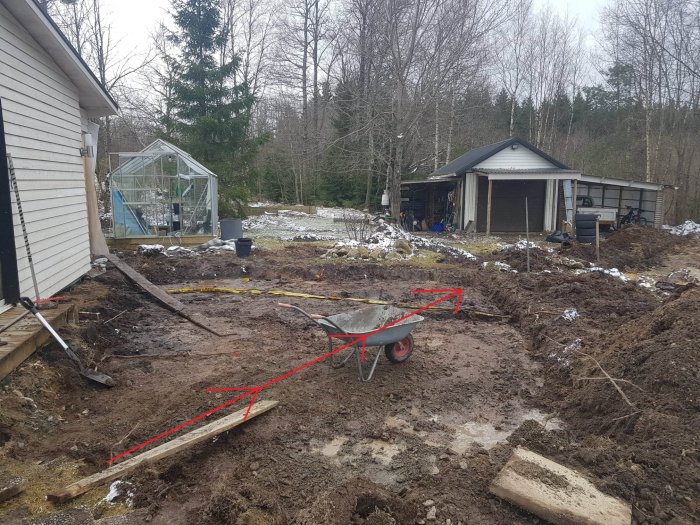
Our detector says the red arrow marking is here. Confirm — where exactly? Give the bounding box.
[107,289,462,463]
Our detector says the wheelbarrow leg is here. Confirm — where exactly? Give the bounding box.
[329,338,358,369]
[356,345,383,382]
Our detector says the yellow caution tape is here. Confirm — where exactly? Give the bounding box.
[164,287,508,317]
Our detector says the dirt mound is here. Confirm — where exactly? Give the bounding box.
[496,247,551,272]
[555,287,699,522]
[562,226,690,270]
[295,478,419,525]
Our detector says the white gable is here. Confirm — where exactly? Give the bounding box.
[474,145,557,170]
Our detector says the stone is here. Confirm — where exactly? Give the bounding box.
[394,239,412,254]
[422,500,435,507]
[426,506,437,520]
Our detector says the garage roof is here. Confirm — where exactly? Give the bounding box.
[433,137,569,177]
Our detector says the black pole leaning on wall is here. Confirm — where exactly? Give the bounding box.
[0,98,21,304]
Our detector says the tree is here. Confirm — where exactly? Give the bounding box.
[169,0,254,215]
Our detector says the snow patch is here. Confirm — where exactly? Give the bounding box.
[667,220,700,236]
[561,308,579,322]
[136,244,165,256]
[104,480,135,506]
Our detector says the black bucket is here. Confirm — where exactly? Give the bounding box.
[235,238,252,257]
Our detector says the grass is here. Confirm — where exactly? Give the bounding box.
[0,455,130,519]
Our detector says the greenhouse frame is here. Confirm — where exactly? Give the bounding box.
[107,140,218,239]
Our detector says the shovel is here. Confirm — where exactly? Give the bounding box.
[19,297,115,387]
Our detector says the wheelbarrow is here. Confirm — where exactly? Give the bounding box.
[278,303,424,381]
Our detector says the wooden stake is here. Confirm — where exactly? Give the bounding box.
[525,196,530,273]
[47,399,278,503]
[486,178,493,235]
[595,218,600,262]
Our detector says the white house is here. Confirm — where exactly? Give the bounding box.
[0,0,117,310]
[401,137,668,233]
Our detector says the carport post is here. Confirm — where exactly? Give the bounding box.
[486,178,493,235]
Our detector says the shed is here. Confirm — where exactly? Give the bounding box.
[401,137,667,233]
[0,0,117,310]
[107,140,218,240]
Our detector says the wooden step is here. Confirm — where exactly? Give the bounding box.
[0,304,75,381]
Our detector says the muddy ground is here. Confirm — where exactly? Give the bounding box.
[0,231,698,525]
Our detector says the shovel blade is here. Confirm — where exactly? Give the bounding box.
[81,370,115,387]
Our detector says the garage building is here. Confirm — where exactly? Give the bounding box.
[401,137,668,233]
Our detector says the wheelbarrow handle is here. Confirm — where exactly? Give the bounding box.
[277,302,324,320]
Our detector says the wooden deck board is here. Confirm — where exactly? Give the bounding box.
[0,305,75,381]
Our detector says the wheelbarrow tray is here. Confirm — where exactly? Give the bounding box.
[316,305,423,346]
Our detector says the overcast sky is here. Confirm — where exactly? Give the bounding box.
[102,0,609,69]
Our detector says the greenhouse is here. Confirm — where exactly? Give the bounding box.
[108,140,218,239]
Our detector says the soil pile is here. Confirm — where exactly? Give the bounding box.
[559,286,699,523]
[563,226,689,270]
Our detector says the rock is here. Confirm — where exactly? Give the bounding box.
[426,506,437,520]
[0,473,25,503]
[357,246,370,258]
[249,461,260,471]
[422,500,435,507]
[369,249,386,259]
[394,239,412,254]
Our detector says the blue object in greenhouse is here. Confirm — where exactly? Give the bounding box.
[112,189,149,235]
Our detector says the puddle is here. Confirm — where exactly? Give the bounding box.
[319,436,348,457]
[353,439,406,465]
[384,408,563,454]
[449,408,562,453]
[313,436,405,466]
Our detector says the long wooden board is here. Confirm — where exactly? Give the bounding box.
[106,254,233,336]
[47,399,278,503]
[490,447,632,525]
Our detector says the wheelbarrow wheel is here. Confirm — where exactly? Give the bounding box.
[384,334,414,364]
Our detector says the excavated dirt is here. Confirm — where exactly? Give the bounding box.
[0,242,698,524]
[561,225,692,271]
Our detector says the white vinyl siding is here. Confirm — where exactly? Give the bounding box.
[0,2,90,299]
[474,146,557,170]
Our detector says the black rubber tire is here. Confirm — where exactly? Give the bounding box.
[575,220,597,230]
[576,227,597,237]
[575,213,596,221]
[577,236,595,244]
[384,334,414,364]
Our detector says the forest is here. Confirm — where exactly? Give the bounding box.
[41,0,700,222]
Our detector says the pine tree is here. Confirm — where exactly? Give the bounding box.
[169,0,254,215]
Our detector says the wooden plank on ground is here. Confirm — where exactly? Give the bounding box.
[47,399,278,503]
[0,305,75,381]
[105,254,233,336]
[0,474,25,503]
[490,447,631,525]
[107,235,215,250]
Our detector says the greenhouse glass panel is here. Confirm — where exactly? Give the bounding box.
[107,140,218,238]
